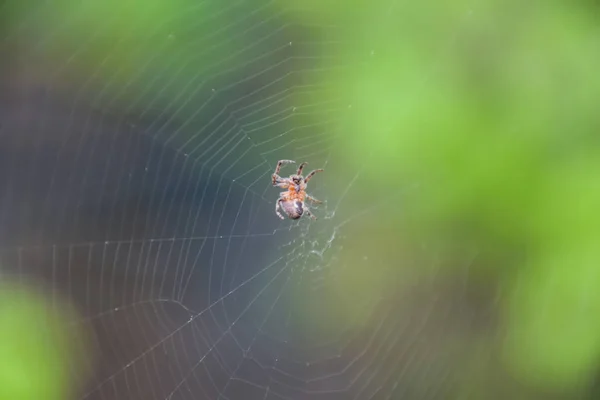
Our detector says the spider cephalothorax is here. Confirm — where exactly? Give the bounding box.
[271,160,323,220]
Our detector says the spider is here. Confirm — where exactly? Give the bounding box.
[272,159,323,220]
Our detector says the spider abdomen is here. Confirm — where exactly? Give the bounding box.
[281,200,303,219]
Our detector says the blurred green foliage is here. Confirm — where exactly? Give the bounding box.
[301,0,600,396]
[0,284,78,400]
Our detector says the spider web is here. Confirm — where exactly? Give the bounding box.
[0,1,486,399]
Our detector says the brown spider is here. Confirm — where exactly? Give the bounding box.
[272,160,323,220]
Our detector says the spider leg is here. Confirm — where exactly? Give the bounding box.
[296,162,308,175]
[273,160,295,185]
[304,169,324,183]
[274,160,295,176]
[304,207,317,220]
[272,174,291,187]
[306,195,322,204]
[275,199,285,220]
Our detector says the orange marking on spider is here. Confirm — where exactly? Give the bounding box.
[271,160,324,220]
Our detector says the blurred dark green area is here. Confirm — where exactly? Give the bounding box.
[1,0,599,399]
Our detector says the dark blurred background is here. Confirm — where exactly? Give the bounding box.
[1,1,600,399]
